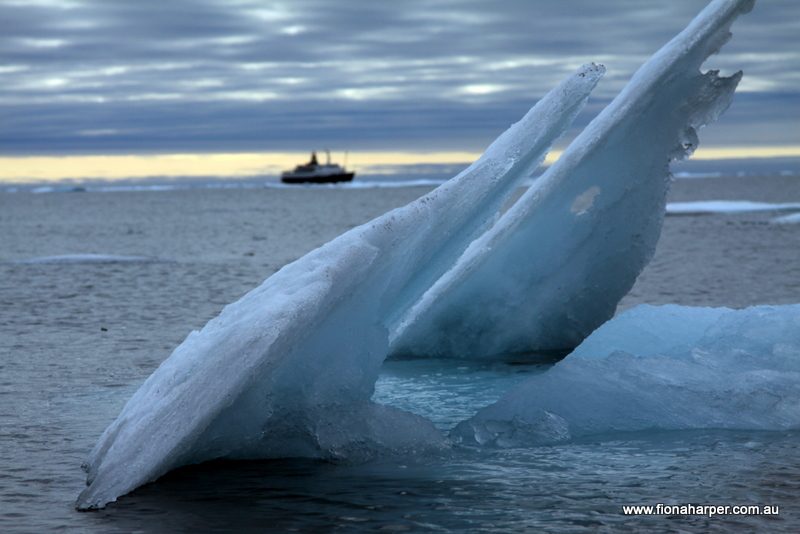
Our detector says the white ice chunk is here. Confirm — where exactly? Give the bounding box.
[76,65,603,509]
[773,212,800,224]
[391,0,754,359]
[453,304,800,447]
[667,200,800,215]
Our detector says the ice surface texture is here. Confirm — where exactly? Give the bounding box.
[76,65,602,510]
[78,0,752,510]
[453,304,800,447]
[391,0,753,359]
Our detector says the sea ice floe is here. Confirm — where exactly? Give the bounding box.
[772,212,800,224]
[666,200,800,215]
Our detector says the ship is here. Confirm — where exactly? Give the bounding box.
[280,150,355,184]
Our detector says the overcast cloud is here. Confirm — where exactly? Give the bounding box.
[1,0,798,155]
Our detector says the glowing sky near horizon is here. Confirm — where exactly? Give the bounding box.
[3,146,800,182]
[1,0,798,181]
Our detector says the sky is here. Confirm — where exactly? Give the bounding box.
[1,0,799,181]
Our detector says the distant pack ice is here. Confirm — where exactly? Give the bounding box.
[77,0,753,510]
[452,303,800,447]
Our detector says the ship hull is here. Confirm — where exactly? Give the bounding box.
[281,172,355,184]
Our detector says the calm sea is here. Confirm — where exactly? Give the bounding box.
[1,175,799,532]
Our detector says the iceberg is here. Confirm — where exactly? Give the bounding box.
[453,304,800,448]
[77,0,754,510]
[391,0,753,359]
[76,65,603,510]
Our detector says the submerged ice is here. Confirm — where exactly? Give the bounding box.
[78,0,756,510]
[453,304,800,447]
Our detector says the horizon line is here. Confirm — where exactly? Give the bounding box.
[1,146,800,182]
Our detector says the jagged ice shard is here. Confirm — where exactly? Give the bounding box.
[391,0,753,358]
[76,65,603,509]
[77,0,753,510]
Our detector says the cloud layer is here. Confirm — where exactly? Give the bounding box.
[1,0,798,155]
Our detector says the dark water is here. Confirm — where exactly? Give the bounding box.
[1,175,799,532]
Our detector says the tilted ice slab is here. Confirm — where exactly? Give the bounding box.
[453,304,800,447]
[391,0,754,359]
[76,65,603,509]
